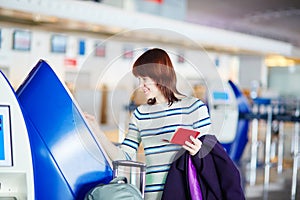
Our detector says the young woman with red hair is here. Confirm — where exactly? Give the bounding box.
[86,48,212,199]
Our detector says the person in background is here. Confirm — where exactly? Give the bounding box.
[85,48,211,199]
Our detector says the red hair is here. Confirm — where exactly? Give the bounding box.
[132,48,181,105]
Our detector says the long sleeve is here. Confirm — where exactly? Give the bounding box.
[85,113,127,161]
[119,109,141,160]
[191,99,211,135]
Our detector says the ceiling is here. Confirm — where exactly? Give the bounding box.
[185,0,300,47]
[0,0,299,58]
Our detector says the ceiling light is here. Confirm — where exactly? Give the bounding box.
[265,55,295,67]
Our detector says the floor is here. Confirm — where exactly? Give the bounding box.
[244,164,299,200]
[242,121,300,200]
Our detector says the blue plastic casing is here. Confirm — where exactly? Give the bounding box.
[222,80,251,163]
[16,60,113,200]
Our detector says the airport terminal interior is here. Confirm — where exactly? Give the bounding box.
[0,0,300,199]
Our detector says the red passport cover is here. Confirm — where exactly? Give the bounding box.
[169,128,200,145]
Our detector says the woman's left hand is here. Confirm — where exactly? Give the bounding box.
[182,136,202,156]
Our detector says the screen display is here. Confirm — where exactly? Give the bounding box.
[0,105,12,166]
[13,30,31,51]
[94,42,106,57]
[51,34,67,53]
[213,91,229,101]
[212,91,230,105]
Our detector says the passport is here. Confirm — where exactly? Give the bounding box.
[164,128,200,145]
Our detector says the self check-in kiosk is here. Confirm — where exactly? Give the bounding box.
[16,60,113,199]
[0,71,34,199]
[1,60,113,199]
[209,81,239,148]
[208,80,250,163]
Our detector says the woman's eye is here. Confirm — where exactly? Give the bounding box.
[137,78,144,84]
[138,77,146,82]
[144,77,151,82]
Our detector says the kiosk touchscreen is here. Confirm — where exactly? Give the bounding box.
[209,80,250,163]
[0,105,12,167]
[209,85,239,144]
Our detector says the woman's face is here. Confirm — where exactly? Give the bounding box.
[138,76,161,99]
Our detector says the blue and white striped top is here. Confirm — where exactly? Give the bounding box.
[120,96,211,200]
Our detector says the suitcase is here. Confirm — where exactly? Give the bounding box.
[84,160,146,200]
[113,160,146,198]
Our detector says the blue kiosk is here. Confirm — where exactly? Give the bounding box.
[0,71,35,199]
[14,60,112,199]
[226,80,251,163]
[209,80,251,163]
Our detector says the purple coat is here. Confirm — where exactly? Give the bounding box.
[162,135,245,200]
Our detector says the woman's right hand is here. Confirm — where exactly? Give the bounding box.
[84,112,96,121]
[84,112,125,161]
[84,112,100,133]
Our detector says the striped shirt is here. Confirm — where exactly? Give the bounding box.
[120,96,211,200]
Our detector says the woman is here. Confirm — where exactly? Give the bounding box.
[86,48,211,199]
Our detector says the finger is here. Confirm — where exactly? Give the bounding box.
[185,137,201,148]
[182,144,194,153]
[184,137,202,156]
[184,140,193,148]
[190,136,202,146]
[83,112,90,117]
[195,140,202,149]
[182,145,197,156]
[84,113,95,120]
[190,136,197,142]
[184,141,197,153]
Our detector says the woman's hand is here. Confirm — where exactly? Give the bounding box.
[84,112,96,122]
[84,112,100,133]
[84,112,125,161]
[182,136,202,156]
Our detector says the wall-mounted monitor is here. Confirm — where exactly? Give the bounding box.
[123,45,134,59]
[94,42,106,57]
[51,34,67,53]
[0,105,12,166]
[12,30,31,51]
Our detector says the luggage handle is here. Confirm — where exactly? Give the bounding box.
[112,160,146,171]
[110,176,128,184]
[112,160,146,198]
